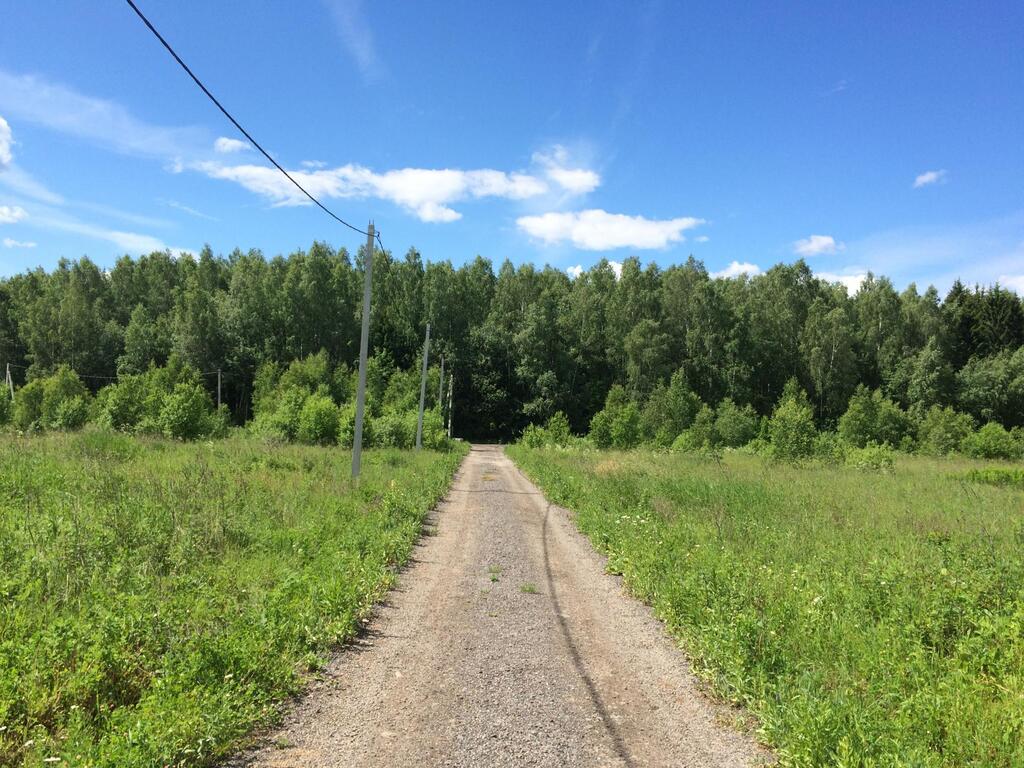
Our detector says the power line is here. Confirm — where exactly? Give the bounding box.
[124,0,373,239]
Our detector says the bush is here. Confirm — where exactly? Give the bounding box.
[962,467,1024,488]
[420,408,450,451]
[846,442,896,472]
[53,395,90,431]
[916,406,974,456]
[0,392,10,426]
[961,422,1022,460]
[374,410,415,449]
[673,404,717,452]
[640,371,702,446]
[838,386,911,448]
[588,409,613,449]
[13,378,45,430]
[337,401,374,449]
[769,395,817,461]
[297,394,340,445]
[99,375,148,432]
[159,382,214,440]
[610,402,642,449]
[714,398,758,448]
[814,432,847,464]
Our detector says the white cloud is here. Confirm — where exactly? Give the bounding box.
[3,237,35,248]
[301,160,327,169]
[196,160,550,222]
[0,204,27,224]
[794,234,844,256]
[998,274,1024,294]
[323,0,384,82]
[608,260,623,279]
[566,264,583,279]
[517,209,704,251]
[695,235,710,243]
[164,199,217,221]
[0,70,205,159]
[712,261,761,279]
[214,137,250,154]
[532,145,600,194]
[913,169,947,188]
[0,115,11,166]
[0,164,64,204]
[817,270,867,294]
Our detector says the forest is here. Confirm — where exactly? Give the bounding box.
[1,241,1022,440]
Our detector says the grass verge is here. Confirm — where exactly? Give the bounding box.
[507,446,1024,767]
[1,430,466,766]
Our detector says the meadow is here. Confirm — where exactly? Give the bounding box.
[508,445,1024,767]
[0,430,465,767]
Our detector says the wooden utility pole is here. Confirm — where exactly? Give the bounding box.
[217,368,222,410]
[438,355,445,410]
[447,373,454,438]
[5,363,13,400]
[415,323,431,450]
[352,222,375,478]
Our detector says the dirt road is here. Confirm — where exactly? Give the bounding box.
[230,445,770,767]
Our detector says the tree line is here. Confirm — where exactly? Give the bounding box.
[1,242,1022,439]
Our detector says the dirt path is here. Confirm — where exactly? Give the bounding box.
[229,445,770,767]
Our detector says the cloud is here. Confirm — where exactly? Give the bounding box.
[0,70,205,159]
[0,204,27,224]
[3,237,36,248]
[517,209,704,250]
[0,115,11,166]
[794,234,844,256]
[999,274,1024,294]
[913,169,947,188]
[323,0,384,82]
[196,160,550,222]
[164,199,218,221]
[301,160,327,169]
[695,235,710,243]
[816,270,867,294]
[566,264,583,279]
[608,260,623,279]
[532,145,600,195]
[712,261,761,279]
[214,137,250,154]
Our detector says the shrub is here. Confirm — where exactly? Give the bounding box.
[916,406,974,456]
[297,394,340,445]
[0,392,10,426]
[846,442,896,472]
[374,411,415,448]
[814,431,847,464]
[610,402,642,449]
[337,401,374,448]
[13,378,45,430]
[588,409,613,449]
[420,408,450,451]
[159,382,214,440]
[53,396,90,431]
[714,398,758,448]
[961,422,1022,460]
[962,467,1024,488]
[769,394,817,461]
[838,386,911,448]
[674,404,717,451]
[99,375,148,432]
[640,371,702,446]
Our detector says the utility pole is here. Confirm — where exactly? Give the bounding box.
[415,323,431,450]
[217,368,222,410]
[352,222,375,479]
[438,355,445,410]
[447,373,454,438]
[5,363,13,400]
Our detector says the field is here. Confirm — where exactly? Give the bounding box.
[507,446,1024,767]
[0,431,465,766]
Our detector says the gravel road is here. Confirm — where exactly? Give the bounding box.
[229,444,771,767]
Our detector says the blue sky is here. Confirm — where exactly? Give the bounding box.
[0,0,1022,293]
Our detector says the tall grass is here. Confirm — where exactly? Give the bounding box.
[0,430,465,766]
[508,446,1024,767]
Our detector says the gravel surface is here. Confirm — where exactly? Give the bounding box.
[227,445,771,767]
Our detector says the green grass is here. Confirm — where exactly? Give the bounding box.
[0,429,465,766]
[507,445,1024,767]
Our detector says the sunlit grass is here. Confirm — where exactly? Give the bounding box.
[0,430,465,766]
[508,445,1024,767]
